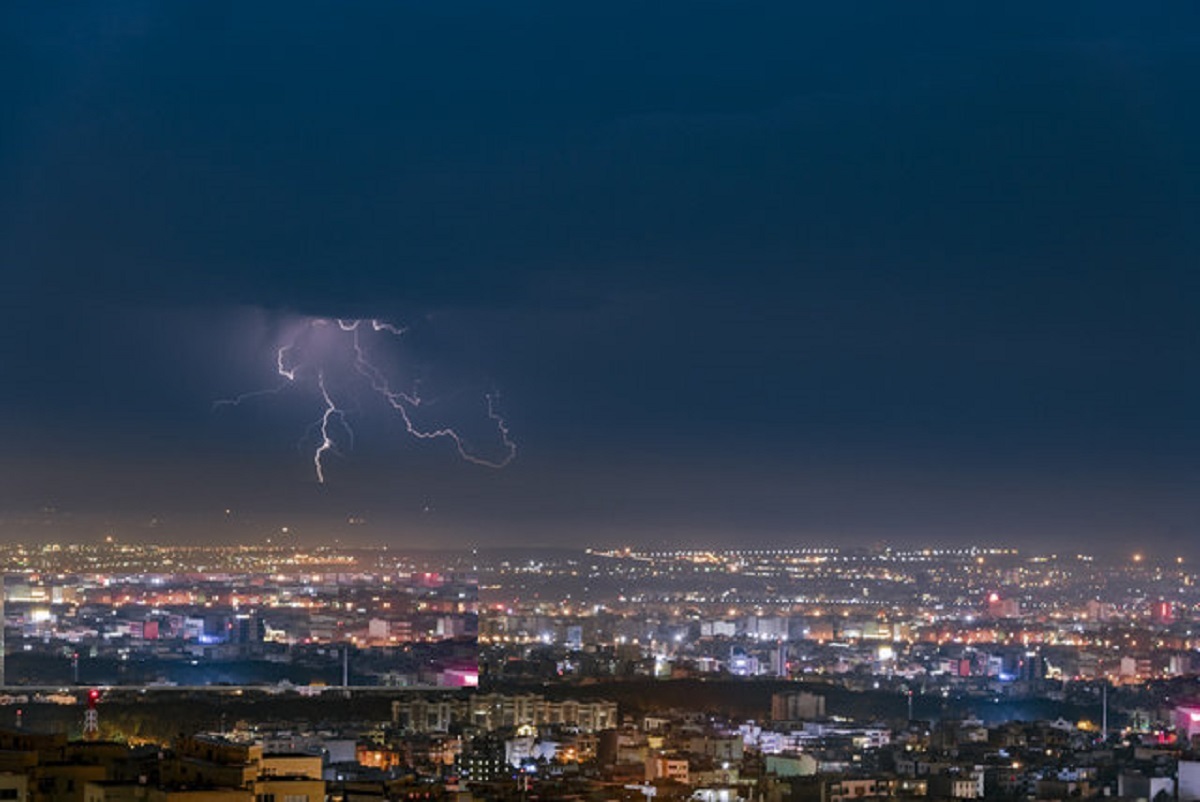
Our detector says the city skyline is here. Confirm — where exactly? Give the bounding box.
[2,3,1199,550]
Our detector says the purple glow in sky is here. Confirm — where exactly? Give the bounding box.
[217,316,515,483]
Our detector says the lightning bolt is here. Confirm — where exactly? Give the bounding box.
[343,318,516,469]
[313,371,348,484]
[211,384,289,411]
[217,316,516,482]
[277,341,299,381]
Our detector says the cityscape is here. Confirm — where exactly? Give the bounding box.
[0,544,1196,798]
[0,543,478,688]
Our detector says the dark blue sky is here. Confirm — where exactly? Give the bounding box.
[2,2,1198,551]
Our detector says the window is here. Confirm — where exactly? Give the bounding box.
[0,789,19,800]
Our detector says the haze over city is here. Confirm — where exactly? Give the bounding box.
[2,3,1199,553]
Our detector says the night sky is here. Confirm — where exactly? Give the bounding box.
[2,3,1199,552]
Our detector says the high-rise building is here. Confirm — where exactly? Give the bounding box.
[771,691,826,722]
[1152,600,1175,625]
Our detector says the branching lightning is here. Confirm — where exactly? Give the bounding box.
[211,384,289,410]
[217,317,516,482]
